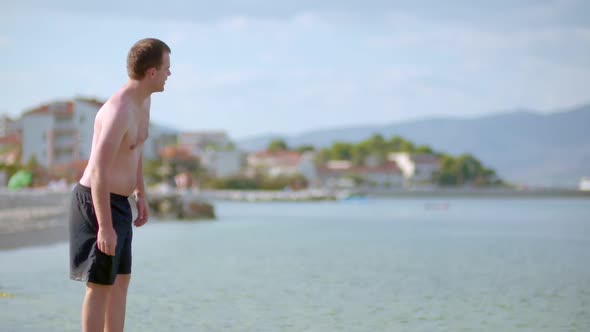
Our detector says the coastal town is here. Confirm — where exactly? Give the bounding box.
[0,98,493,194]
[1,97,586,241]
[1,98,589,200]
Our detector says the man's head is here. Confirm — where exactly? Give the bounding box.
[127,38,171,91]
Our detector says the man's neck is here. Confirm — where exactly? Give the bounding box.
[124,80,151,104]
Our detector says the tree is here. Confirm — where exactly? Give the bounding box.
[434,153,497,186]
[366,134,388,165]
[143,158,165,185]
[0,162,21,182]
[24,156,40,173]
[398,140,415,152]
[387,136,406,151]
[330,142,353,160]
[369,134,386,149]
[295,145,315,153]
[224,142,236,151]
[436,155,459,186]
[267,139,289,152]
[414,145,434,154]
[316,133,501,187]
[315,149,332,164]
[351,144,370,166]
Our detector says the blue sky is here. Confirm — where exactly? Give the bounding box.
[1,0,589,139]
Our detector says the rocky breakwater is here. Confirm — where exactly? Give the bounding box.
[147,190,216,220]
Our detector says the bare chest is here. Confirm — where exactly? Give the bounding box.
[127,111,150,151]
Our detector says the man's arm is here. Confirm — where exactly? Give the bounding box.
[133,98,150,227]
[134,151,145,198]
[134,151,149,226]
[89,105,129,255]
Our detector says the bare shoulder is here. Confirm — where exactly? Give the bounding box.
[97,95,132,126]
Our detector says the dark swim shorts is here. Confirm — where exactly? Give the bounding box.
[69,184,133,285]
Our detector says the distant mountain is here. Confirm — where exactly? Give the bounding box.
[237,104,590,188]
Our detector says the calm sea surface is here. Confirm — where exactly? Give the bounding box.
[1,198,589,331]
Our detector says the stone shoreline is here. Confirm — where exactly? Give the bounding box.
[1,186,588,250]
[0,189,70,250]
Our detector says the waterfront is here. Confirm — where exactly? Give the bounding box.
[1,197,589,331]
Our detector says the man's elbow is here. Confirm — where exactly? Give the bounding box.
[89,167,108,185]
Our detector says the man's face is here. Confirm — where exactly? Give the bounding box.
[151,52,171,92]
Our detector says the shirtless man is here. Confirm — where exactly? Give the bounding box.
[69,38,171,332]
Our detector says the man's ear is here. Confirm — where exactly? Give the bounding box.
[147,68,156,78]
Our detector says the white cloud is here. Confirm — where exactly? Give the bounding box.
[3,2,589,137]
[372,10,590,69]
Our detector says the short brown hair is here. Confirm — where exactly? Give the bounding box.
[127,38,171,80]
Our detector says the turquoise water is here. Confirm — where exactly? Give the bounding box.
[1,198,589,331]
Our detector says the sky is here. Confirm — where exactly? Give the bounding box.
[1,0,589,139]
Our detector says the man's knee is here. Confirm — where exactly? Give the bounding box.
[113,274,131,291]
[85,282,113,303]
[86,282,113,293]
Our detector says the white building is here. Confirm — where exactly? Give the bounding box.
[389,152,440,183]
[21,99,101,168]
[359,163,404,187]
[200,150,244,178]
[315,160,403,189]
[0,134,20,165]
[246,150,321,181]
[247,151,303,177]
[297,152,318,182]
[580,177,590,191]
[0,115,18,137]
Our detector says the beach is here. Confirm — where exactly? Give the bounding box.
[0,189,70,249]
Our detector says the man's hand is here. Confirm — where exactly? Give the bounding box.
[134,196,149,227]
[97,227,117,256]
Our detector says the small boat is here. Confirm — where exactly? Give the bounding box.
[424,202,449,211]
